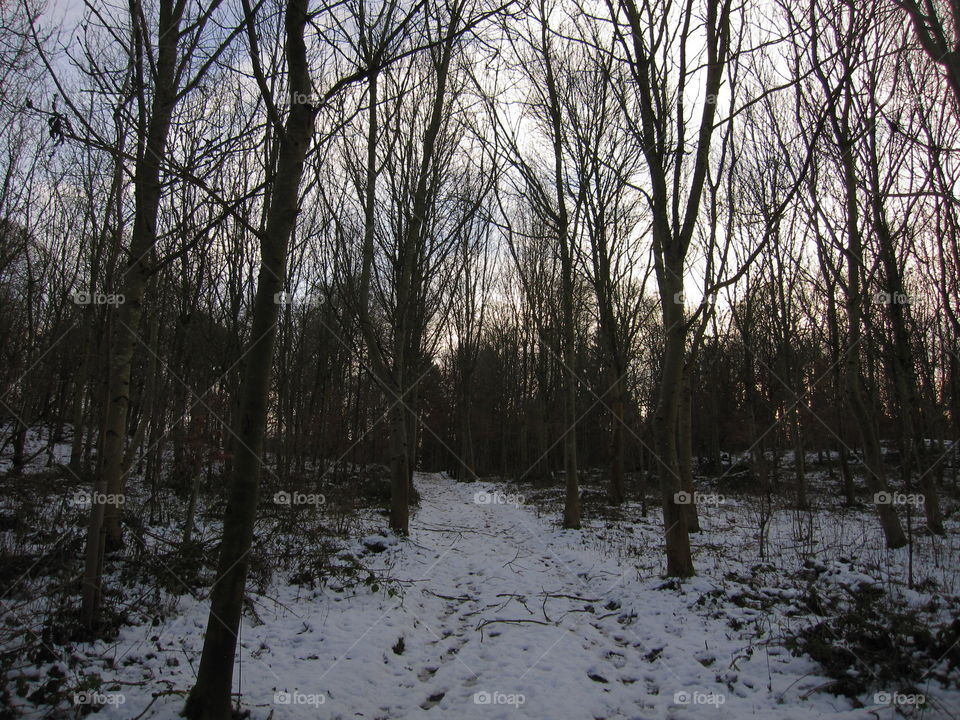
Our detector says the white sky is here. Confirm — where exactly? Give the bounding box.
[40,0,85,35]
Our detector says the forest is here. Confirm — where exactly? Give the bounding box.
[0,0,959,717]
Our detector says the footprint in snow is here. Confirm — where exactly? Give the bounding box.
[605,650,627,669]
[443,636,468,659]
[417,666,438,682]
[419,690,446,709]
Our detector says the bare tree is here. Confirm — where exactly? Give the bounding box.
[606,0,735,576]
[806,0,908,547]
[184,0,317,715]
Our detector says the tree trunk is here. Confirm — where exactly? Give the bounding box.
[678,368,700,531]
[654,268,694,576]
[183,1,314,715]
[406,383,419,504]
[835,123,907,549]
[608,376,626,504]
[69,336,90,475]
[873,201,944,534]
[459,376,477,481]
[388,401,411,532]
[81,0,185,630]
[793,407,808,510]
[539,14,580,529]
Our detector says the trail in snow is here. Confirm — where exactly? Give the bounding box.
[77,472,922,719]
[216,473,865,720]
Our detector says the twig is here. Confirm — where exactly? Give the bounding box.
[495,593,533,614]
[424,589,473,602]
[476,617,553,640]
[129,688,186,720]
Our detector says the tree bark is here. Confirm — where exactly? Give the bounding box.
[678,367,700,531]
[653,266,694,576]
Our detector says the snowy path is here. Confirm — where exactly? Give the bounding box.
[221,473,865,719]
[99,472,883,719]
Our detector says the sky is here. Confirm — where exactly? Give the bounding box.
[40,0,85,36]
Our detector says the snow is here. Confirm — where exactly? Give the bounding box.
[2,426,958,720]
[10,471,953,719]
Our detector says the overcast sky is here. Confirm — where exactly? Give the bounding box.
[41,0,85,33]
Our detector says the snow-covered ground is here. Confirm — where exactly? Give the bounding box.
[14,471,954,719]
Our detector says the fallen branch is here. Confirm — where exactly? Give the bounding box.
[495,592,534,615]
[541,592,602,622]
[425,589,474,602]
[477,617,553,640]
[477,618,551,629]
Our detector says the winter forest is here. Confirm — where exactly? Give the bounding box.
[1,0,960,717]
